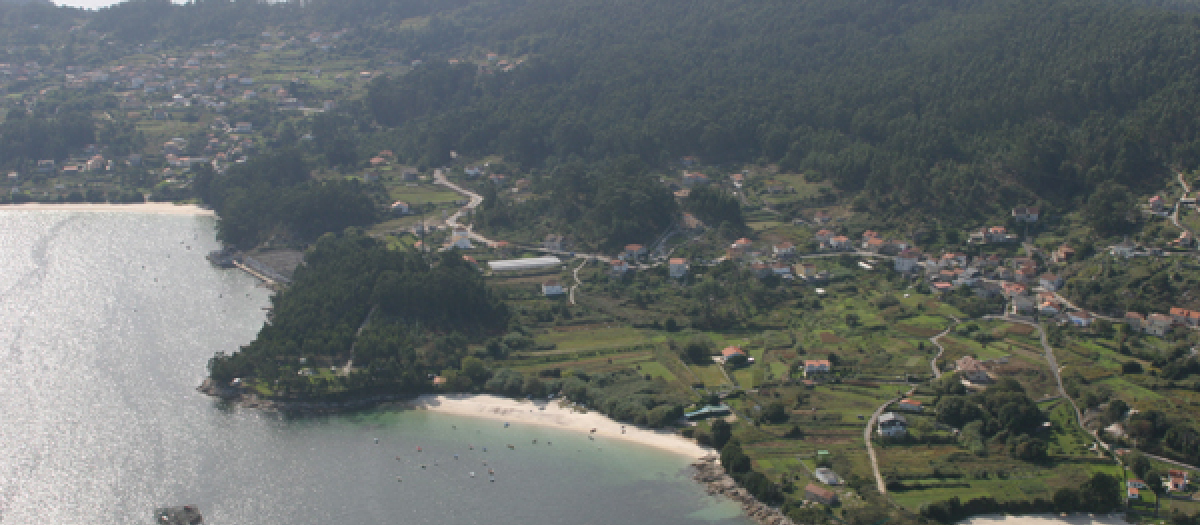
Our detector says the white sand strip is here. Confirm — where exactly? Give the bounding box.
[959,513,1128,525]
[408,394,715,459]
[0,202,215,216]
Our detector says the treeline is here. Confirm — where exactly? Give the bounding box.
[0,109,94,169]
[720,441,784,505]
[1065,257,1200,316]
[351,0,1200,226]
[206,232,509,390]
[920,472,1121,523]
[683,185,745,232]
[193,150,379,247]
[485,368,687,427]
[936,379,1048,460]
[472,157,676,252]
[88,0,456,48]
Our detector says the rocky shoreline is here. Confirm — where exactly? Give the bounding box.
[692,456,796,525]
[197,378,409,414]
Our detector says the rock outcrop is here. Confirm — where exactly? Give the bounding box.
[691,456,796,525]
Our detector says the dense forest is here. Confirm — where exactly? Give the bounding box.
[353,0,1200,225]
[3,0,1200,228]
[471,157,677,251]
[206,231,509,395]
[193,150,380,247]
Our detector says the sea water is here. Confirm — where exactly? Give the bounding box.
[0,211,748,525]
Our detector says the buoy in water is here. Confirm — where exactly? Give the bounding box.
[490,476,495,482]
[470,472,475,478]
[417,447,422,452]
[454,454,459,460]
[396,477,402,482]
[374,438,379,444]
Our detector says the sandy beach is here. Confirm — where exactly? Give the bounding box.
[959,513,1128,525]
[407,394,715,459]
[0,202,216,216]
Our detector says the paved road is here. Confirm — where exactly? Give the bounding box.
[569,258,586,305]
[1173,171,1196,241]
[432,169,497,246]
[865,388,912,496]
[1143,451,1200,473]
[928,317,960,379]
[1045,289,1122,322]
[982,315,1105,456]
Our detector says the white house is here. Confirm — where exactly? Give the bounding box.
[1039,273,1064,291]
[1146,313,1173,337]
[390,201,410,214]
[1067,310,1094,327]
[541,281,565,296]
[829,236,852,251]
[803,360,831,377]
[234,121,253,133]
[669,258,689,279]
[544,234,565,252]
[621,244,647,261]
[894,249,920,273]
[451,227,473,250]
[773,242,796,258]
[1012,206,1040,222]
[1111,240,1137,258]
[877,412,907,437]
[610,259,631,276]
[956,356,991,383]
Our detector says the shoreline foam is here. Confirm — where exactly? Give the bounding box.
[406,393,715,459]
[0,202,216,216]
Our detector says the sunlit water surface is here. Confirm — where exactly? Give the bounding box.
[0,212,748,525]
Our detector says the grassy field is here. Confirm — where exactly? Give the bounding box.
[469,248,1132,515]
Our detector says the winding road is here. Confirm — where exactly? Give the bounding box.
[432,169,497,247]
[982,315,1103,456]
[928,316,961,379]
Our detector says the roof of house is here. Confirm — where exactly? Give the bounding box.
[899,399,922,406]
[879,412,906,424]
[957,356,987,372]
[1126,312,1146,320]
[1149,313,1174,323]
[804,483,835,501]
[804,360,831,367]
[1068,310,1093,320]
[670,258,687,265]
[721,346,746,357]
